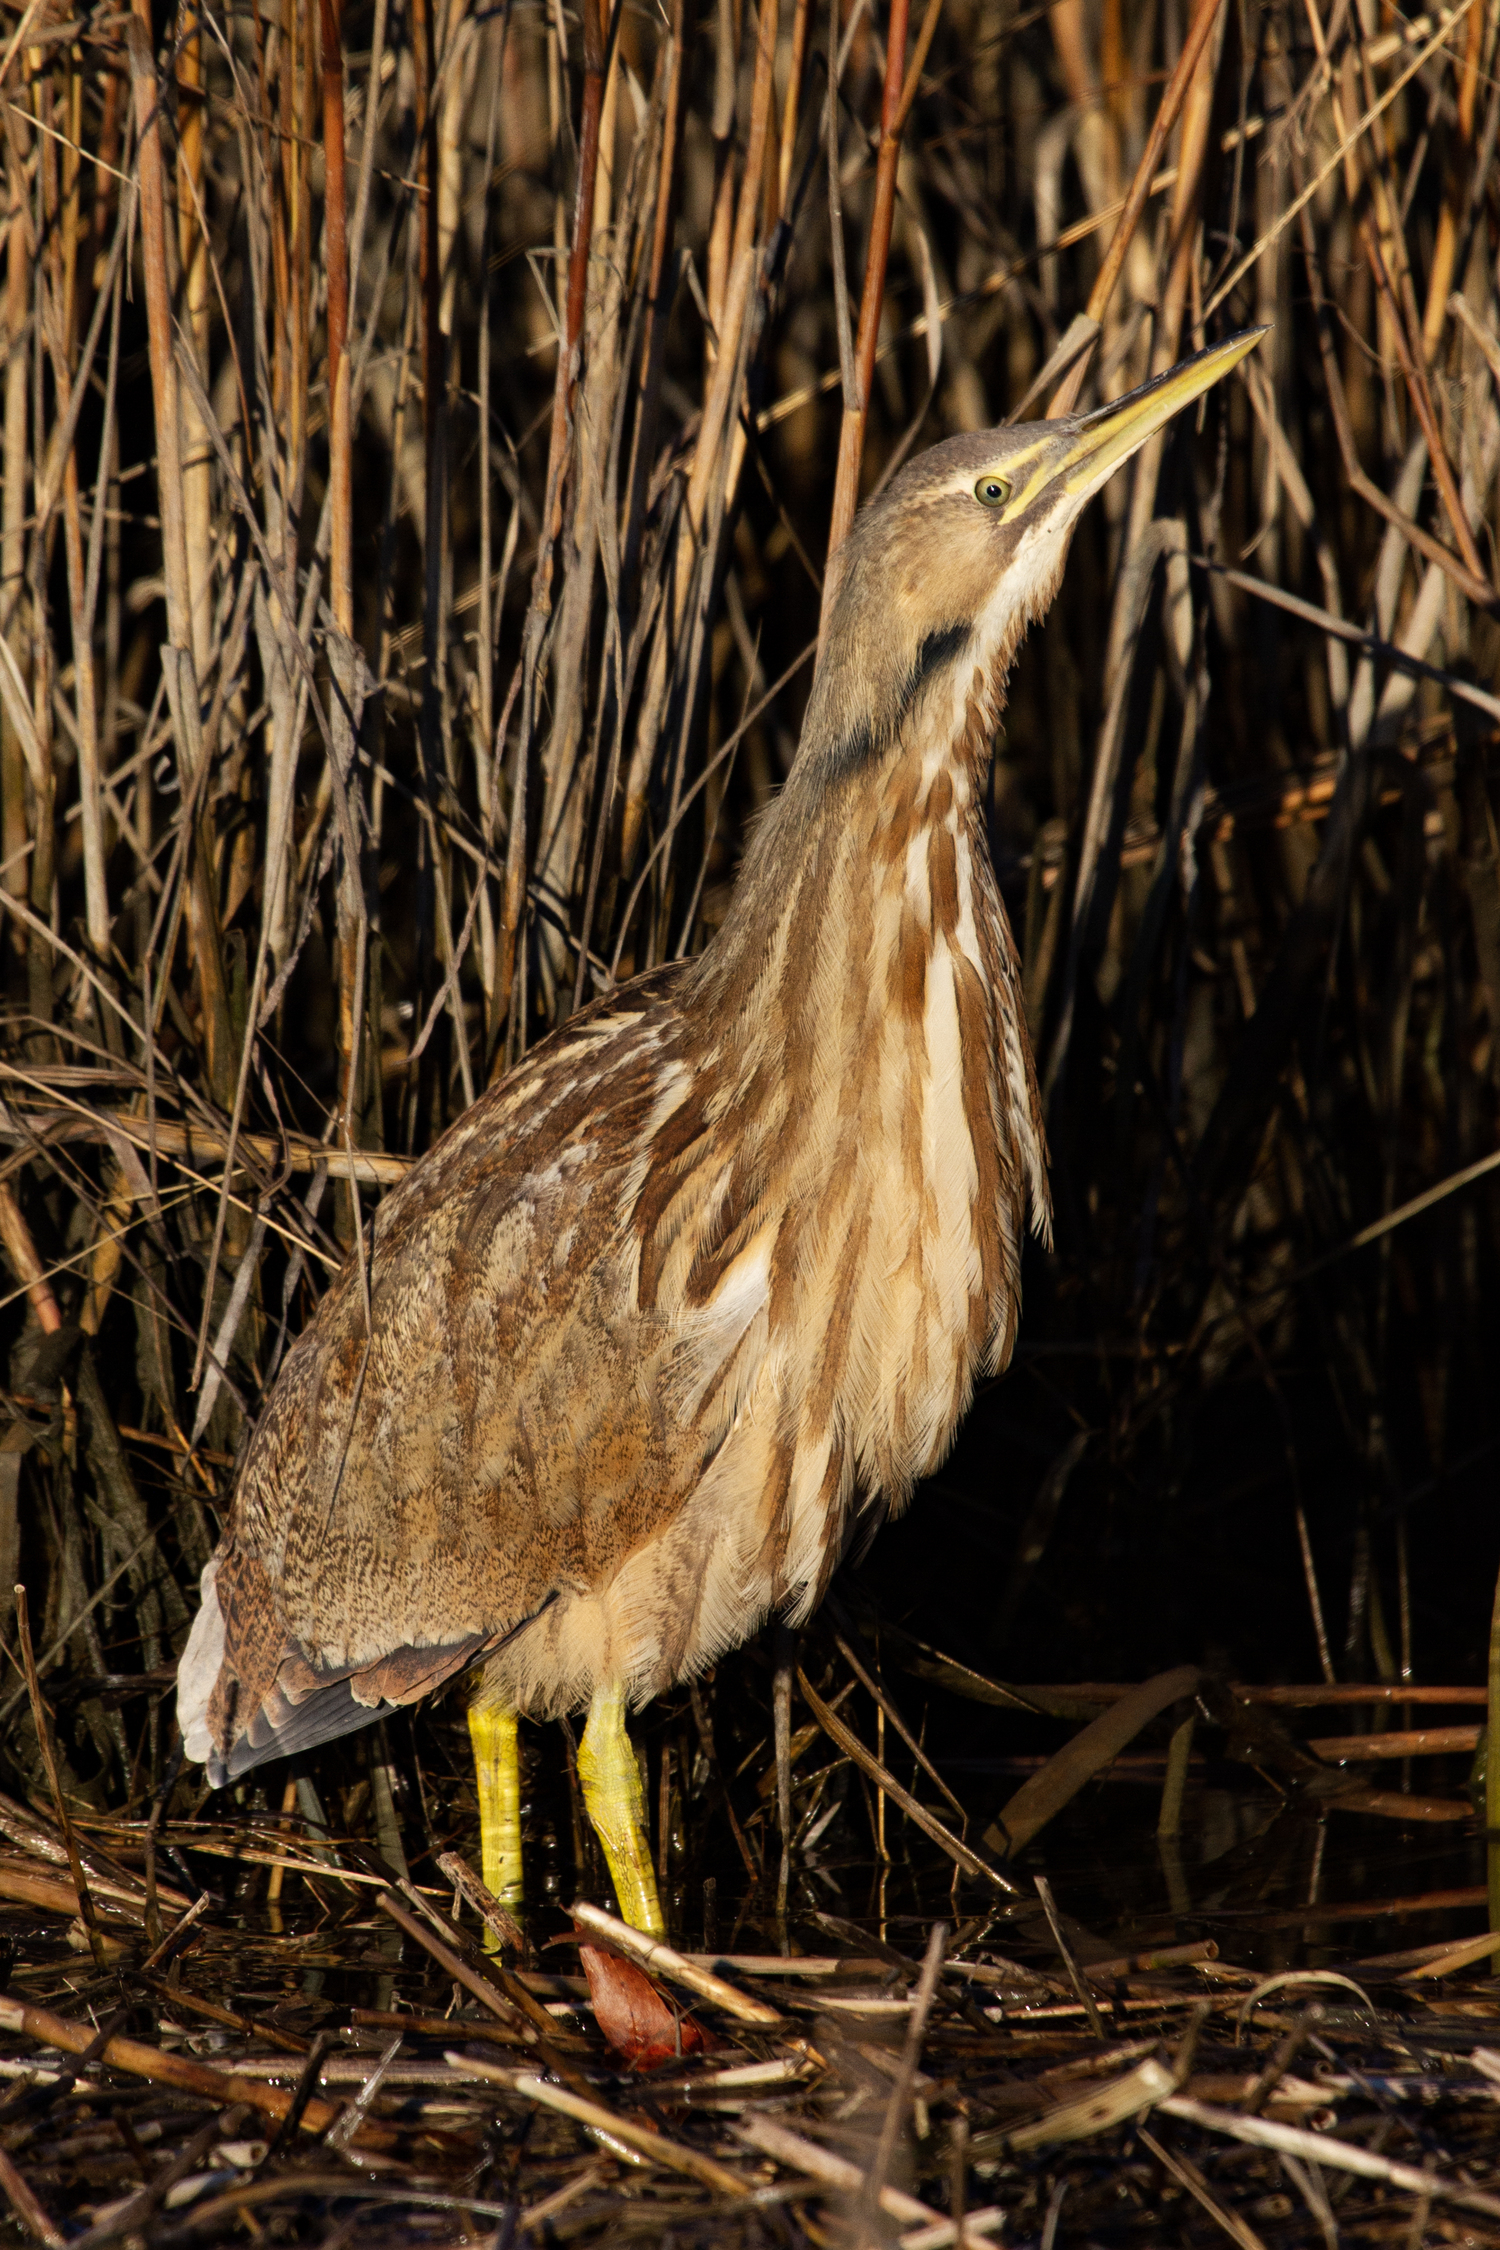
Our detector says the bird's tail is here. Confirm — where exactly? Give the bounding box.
[176,1554,228,1785]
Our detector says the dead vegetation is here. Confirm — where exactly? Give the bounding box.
[1,0,1500,2233]
[3,1736,1500,2244]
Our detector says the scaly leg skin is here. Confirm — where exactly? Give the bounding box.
[577,1682,664,1937]
[468,1703,523,1940]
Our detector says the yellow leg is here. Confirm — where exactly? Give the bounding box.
[577,1683,664,1937]
[468,1703,523,1931]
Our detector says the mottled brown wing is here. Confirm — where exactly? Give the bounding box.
[178,968,719,1781]
[186,1542,513,1783]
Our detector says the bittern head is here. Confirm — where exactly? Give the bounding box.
[807,327,1267,776]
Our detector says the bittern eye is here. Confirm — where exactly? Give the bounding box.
[974,473,1011,508]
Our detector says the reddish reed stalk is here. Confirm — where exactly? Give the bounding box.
[822,0,912,581]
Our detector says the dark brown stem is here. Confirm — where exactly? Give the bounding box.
[13,1584,108,1972]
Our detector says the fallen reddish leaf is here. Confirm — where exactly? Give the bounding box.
[576,1938,717,2071]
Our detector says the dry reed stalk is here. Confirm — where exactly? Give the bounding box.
[1046,0,1230,418]
[176,2,214,684]
[619,0,778,889]
[0,1992,397,2148]
[0,123,28,961]
[322,0,352,645]
[822,0,912,578]
[499,0,614,1045]
[125,15,233,1107]
[1041,0,1226,1098]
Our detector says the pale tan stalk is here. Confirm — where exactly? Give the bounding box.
[59,448,106,961]
[1421,2,1484,356]
[177,1,214,677]
[34,48,106,969]
[1104,0,1221,664]
[1049,0,1114,225]
[286,0,310,488]
[705,0,736,354]
[498,0,610,1050]
[1046,0,1229,417]
[620,0,778,869]
[774,0,811,220]
[321,0,365,1164]
[533,25,629,993]
[437,0,472,336]
[474,17,507,1039]
[0,118,30,970]
[18,43,53,1039]
[821,0,913,577]
[126,10,233,1102]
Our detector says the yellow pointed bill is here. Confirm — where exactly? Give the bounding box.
[1060,326,1269,495]
[999,327,1268,519]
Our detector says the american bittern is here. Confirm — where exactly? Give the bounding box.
[178,329,1263,1934]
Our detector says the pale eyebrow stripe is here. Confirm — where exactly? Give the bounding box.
[1003,453,1062,517]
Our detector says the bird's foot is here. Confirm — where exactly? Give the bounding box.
[468,1702,524,1946]
[578,1682,664,1938]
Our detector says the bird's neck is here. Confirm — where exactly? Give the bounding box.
[685,640,1047,1369]
[669,647,1045,1525]
[689,648,1011,1110]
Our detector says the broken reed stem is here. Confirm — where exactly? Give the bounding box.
[861,1919,947,2237]
[0,1993,395,2148]
[375,1889,538,2043]
[1034,1875,1106,2039]
[569,1900,784,2025]
[0,1181,62,1334]
[0,2143,63,2249]
[797,1668,1011,1890]
[436,1848,526,1955]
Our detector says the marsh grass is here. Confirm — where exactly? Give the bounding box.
[0,0,1499,2230]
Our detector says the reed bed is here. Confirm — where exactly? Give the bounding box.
[1,0,1499,2234]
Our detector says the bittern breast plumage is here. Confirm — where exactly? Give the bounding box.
[177,329,1264,1933]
